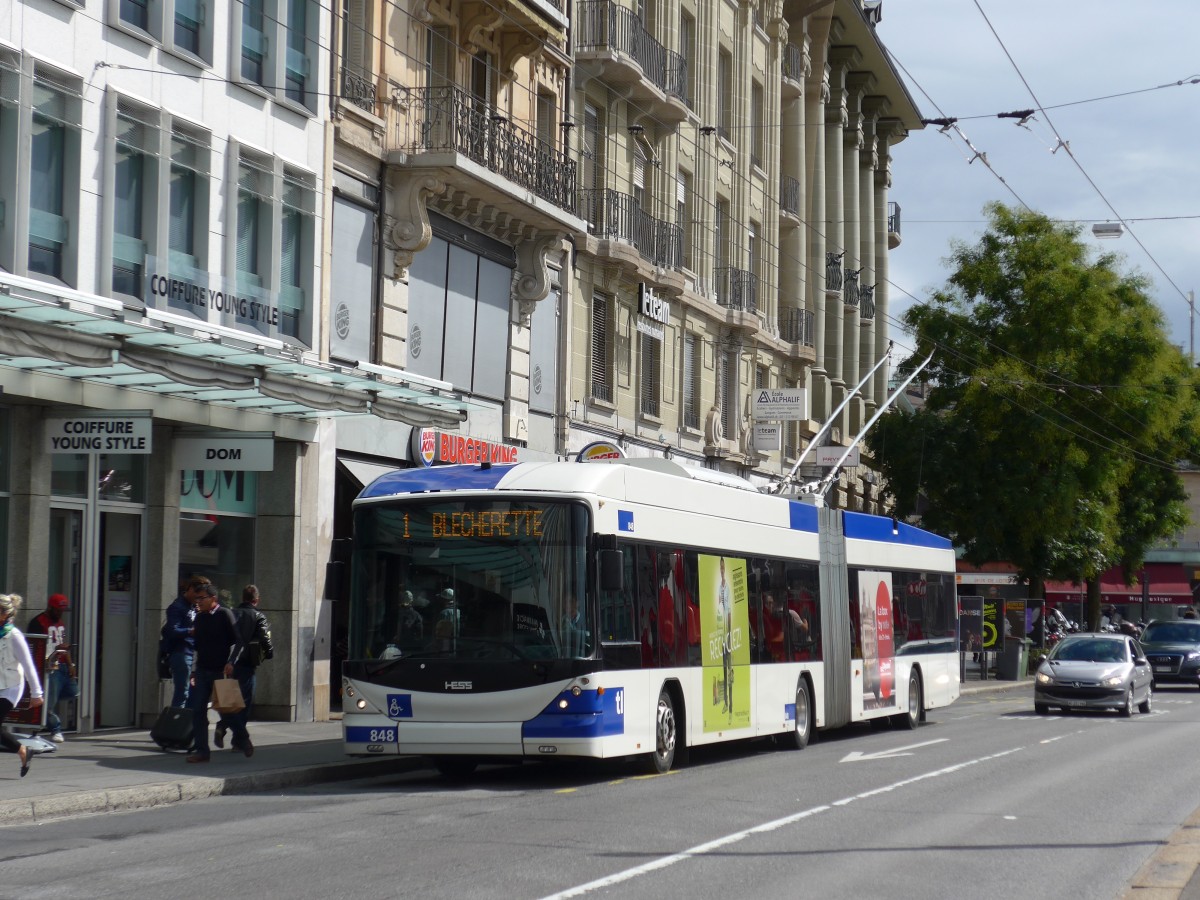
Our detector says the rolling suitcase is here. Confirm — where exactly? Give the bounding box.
[150,706,193,752]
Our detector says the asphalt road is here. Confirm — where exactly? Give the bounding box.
[4,685,1198,899]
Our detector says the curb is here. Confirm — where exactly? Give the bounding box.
[0,757,424,826]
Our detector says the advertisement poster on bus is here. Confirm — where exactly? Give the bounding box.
[859,571,895,708]
[699,554,751,732]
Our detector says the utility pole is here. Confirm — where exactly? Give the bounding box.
[1190,289,1195,366]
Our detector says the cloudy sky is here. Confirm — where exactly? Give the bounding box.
[874,1,1200,362]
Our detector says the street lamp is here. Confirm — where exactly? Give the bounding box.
[1091,222,1124,239]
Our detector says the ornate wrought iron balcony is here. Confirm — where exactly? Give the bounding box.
[780,175,800,219]
[826,251,844,292]
[340,67,377,114]
[579,189,682,270]
[715,266,758,314]
[782,43,804,83]
[778,307,815,346]
[843,267,862,308]
[576,0,688,105]
[887,200,901,236]
[392,85,577,215]
[859,284,875,320]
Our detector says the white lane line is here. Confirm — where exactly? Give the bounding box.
[538,746,1025,899]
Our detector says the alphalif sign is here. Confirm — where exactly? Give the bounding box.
[752,388,806,421]
[46,415,152,454]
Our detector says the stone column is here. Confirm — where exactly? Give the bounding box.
[824,47,858,435]
[859,97,888,415]
[875,119,906,407]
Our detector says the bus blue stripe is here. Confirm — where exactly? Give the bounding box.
[843,510,952,549]
[788,501,819,532]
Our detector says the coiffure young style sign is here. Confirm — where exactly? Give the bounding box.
[46,415,152,453]
[410,428,519,467]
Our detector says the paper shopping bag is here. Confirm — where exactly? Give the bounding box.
[211,678,246,715]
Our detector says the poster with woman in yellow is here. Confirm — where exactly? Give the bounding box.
[699,553,751,731]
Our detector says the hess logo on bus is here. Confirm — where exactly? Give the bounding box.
[445,681,473,690]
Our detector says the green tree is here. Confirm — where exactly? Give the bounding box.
[867,204,1199,628]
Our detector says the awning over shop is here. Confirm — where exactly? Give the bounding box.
[0,271,475,428]
[1044,564,1196,604]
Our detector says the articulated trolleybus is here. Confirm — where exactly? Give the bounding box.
[341,458,958,776]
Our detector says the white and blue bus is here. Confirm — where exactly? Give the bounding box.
[340,458,959,776]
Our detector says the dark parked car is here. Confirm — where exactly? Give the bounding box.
[1033,632,1153,716]
[1139,619,1200,689]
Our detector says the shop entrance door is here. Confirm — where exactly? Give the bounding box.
[96,510,140,727]
[47,506,84,733]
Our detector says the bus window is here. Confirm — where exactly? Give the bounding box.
[599,545,636,643]
[785,561,820,661]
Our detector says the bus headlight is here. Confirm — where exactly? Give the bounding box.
[357,699,367,709]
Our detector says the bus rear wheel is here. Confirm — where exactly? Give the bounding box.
[892,671,921,730]
[779,679,813,750]
[646,688,678,774]
[432,756,479,778]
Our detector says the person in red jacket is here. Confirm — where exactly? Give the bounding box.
[26,593,78,742]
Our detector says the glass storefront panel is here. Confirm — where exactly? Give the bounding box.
[178,512,254,599]
[98,453,147,502]
[51,453,88,498]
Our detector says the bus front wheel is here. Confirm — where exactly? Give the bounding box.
[779,679,813,750]
[646,688,678,774]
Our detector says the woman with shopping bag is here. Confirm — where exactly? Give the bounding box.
[186,584,248,763]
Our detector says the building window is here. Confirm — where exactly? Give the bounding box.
[640,332,660,418]
[756,363,768,389]
[28,68,82,286]
[111,0,212,63]
[683,332,699,430]
[721,349,738,441]
[405,222,513,398]
[717,49,732,141]
[340,0,374,111]
[241,0,266,85]
[537,91,556,151]
[751,81,764,168]
[279,167,315,340]
[112,101,157,300]
[168,125,209,276]
[680,11,696,110]
[236,154,271,292]
[590,294,612,403]
[677,170,692,270]
[235,0,318,113]
[715,198,730,271]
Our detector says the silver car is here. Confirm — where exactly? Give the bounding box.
[1034,632,1153,716]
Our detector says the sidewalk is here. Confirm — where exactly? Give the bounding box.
[0,711,418,825]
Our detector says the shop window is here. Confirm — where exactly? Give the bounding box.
[179,470,257,593]
[51,454,88,499]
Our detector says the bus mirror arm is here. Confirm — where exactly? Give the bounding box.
[598,549,624,592]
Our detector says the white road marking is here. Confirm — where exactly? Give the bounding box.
[839,738,949,762]
[538,746,1024,899]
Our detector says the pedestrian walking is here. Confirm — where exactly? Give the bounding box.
[0,593,44,777]
[26,593,79,742]
[162,576,207,708]
[214,585,273,756]
[186,583,246,763]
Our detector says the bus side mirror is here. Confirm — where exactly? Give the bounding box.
[324,560,345,603]
[598,549,624,592]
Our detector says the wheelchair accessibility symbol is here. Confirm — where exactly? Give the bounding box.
[387,694,413,718]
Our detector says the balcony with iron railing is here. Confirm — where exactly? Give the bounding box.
[580,188,683,272]
[843,268,862,309]
[887,200,901,249]
[825,251,844,293]
[575,0,689,125]
[780,174,800,222]
[778,306,815,347]
[859,284,875,320]
[387,84,580,228]
[781,43,804,99]
[339,66,377,115]
[715,266,759,332]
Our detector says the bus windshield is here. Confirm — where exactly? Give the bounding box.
[350,498,591,662]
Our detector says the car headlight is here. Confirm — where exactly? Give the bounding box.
[1102,675,1124,687]
[1186,651,1200,661]
[1036,672,1053,684]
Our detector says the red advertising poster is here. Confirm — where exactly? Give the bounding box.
[859,571,896,710]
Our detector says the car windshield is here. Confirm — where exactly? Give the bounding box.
[1051,638,1127,663]
[1141,622,1200,644]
